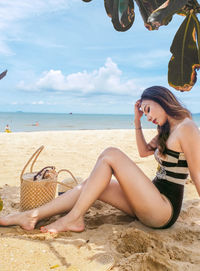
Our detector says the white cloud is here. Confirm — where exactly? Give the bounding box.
[19,58,158,96]
[18,58,168,96]
[31,101,44,105]
[0,0,75,28]
[10,100,45,105]
[0,0,78,54]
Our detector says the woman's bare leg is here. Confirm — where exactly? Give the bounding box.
[0,147,172,232]
[0,183,85,230]
[0,179,134,230]
[41,147,172,233]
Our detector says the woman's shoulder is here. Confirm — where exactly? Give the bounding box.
[176,118,200,162]
[178,117,198,130]
[177,118,200,140]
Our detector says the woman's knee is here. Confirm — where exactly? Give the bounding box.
[98,147,122,165]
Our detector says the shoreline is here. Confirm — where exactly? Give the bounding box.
[0,127,155,135]
[1,127,155,133]
[1,111,200,133]
[1,124,200,134]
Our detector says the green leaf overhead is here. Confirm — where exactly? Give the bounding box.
[134,0,166,30]
[104,0,135,31]
[192,13,200,63]
[148,0,188,29]
[178,0,200,16]
[82,0,200,92]
[0,70,7,80]
[168,13,200,91]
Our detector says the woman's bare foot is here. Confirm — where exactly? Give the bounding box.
[40,213,85,233]
[0,209,39,230]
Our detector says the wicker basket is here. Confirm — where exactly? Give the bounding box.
[20,146,78,211]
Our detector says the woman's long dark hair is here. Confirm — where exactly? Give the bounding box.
[141,86,191,155]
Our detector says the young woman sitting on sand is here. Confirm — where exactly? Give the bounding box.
[1,86,200,233]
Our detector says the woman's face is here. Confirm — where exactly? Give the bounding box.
[140,99,168,126]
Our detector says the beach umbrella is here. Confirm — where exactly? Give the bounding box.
[0,70,7,80]
[82,0,200,92]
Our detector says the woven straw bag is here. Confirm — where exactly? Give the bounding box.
[20,145,78,211]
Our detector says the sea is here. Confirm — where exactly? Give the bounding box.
[1,112,200,133]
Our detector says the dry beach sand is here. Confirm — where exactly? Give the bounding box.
[0,129,200,271]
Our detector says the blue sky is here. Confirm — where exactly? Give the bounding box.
[0,0,200,114]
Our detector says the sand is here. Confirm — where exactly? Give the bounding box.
[0,129,200,271]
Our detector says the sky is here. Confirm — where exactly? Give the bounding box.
[0,0,200,114]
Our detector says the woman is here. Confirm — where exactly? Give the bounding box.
[1,86,200,232]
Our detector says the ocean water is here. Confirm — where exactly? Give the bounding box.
[0,112,200,133]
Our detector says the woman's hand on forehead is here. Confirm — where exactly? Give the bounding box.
[134,99,144,118]
[135,99,141,108]
[140,102,147,113]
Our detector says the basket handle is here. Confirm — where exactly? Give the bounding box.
[20,145,44,184]
[42,169,79,190]
[48,180,77,190]
[56,169,79,189]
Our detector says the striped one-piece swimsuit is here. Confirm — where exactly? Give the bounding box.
[152,148,189,229]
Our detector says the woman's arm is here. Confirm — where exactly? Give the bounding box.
[134,100,158,157]
[179,120,200,196]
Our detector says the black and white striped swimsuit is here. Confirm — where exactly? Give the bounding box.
[152,148,189,229]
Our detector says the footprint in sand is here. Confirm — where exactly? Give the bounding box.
[115,228,156,254]
[115,227,200,270]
